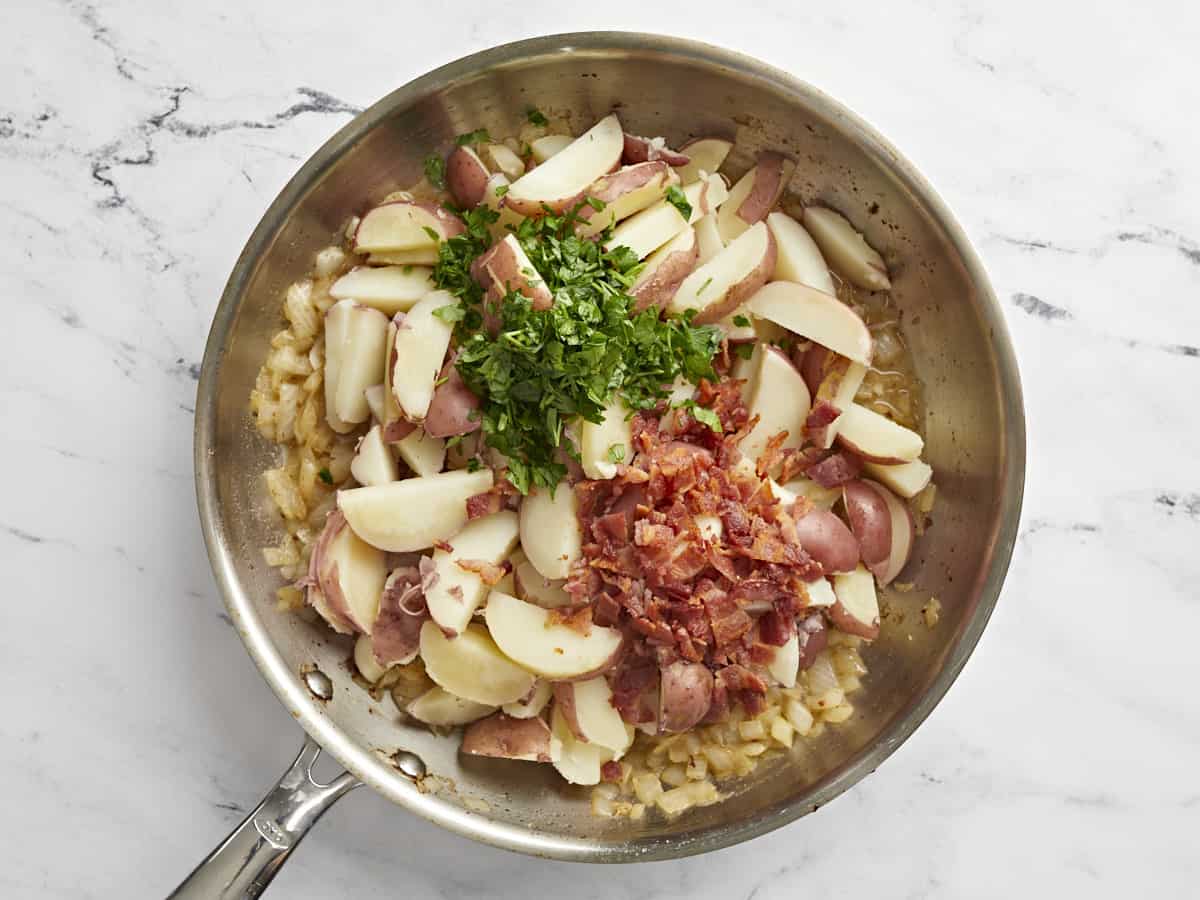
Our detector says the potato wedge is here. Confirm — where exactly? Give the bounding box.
[419,621,536,706]
[338,468,493,552]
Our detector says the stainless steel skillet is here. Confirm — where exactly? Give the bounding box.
[177,31,1025,897]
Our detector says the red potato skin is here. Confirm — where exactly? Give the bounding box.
[835,432,910,466]
[470,236,554,310]
[445,146,490,208]
[460,713,556,762]
[862,478,915,584]
[658,662,714,733]
[622,133,690,166]
[691,227,778,326]
[553,683,585,741]
[579,161,673,211]
[792,507,859,574]
[842,481,892,572]
[424,357,481,438]
[631,232,700,312]
[736,152,793,225]
[306,511,357,634]
[828,598,880,641]
[796,615,829,670]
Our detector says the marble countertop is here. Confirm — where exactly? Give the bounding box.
[4,2,1196,897]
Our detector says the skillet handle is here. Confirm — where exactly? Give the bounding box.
[168,737,360,899]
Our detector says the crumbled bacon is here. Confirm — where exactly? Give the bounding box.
[567,375,840,724]
[456,558,507,585]
[600,760,624,783]
[433,539,454,553]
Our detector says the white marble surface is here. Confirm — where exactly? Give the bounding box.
[4,1,1197,897]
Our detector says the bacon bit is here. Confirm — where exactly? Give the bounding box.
[569,374,831,722]
[806,451,863,488]
[463,489,501,518]
[600,760,624,783]
[634,520,674,547]
[757,602,797,646]
[594,592,622,627]
[433,539,454,553]
[456,558,506,585]
[756,431,791,479]
[547,604,594,635]
[593,511,631,546]
[804,399,840,438]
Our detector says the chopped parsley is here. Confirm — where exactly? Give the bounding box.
[697,276,713,295]
[494,183,509,198]
[466,457,482,472]
[676,399,723,433]
[607,443,626,464]
[732,314,751,328]
[433,201,722,493]
[455,128,491,147]
[526,107,549,127]
[432,304,465,324]
[732,342,755,360]
[318,467,334,485]
[423,153,446,189]
[665,185,692,221]
[586,196,606,212]
[422,225,440,242]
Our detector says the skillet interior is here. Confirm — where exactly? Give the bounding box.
[195,32,1024,862]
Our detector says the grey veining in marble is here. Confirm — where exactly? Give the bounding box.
[3,1,1197,897]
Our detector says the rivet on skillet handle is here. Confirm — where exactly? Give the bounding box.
[167,736,360,899]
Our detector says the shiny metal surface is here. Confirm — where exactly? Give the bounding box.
[169,738,360,898]
[193,32,1025,864]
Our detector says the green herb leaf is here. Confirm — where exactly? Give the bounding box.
[433,200,721,493]
[665,185,692,221]
[494,183,509,198]
[586,196,606,212]
[423,153,446,189]
[733,342,755,360]
[318,467,334,485]
[526,107,549,127]
[732,314,751,328]
[466,457,481,472]
[432,304,465,323]
[697,276,714,295]
[607,443,626,464]
[681,400,723,433]
[455,128,491,147]
[421,226,439,243]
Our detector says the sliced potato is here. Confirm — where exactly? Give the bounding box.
[390,290,458,421]
[519,484,582,580]
[505,114,624,215]
[329,265,434,315]
[407,686,496,726]
[605,173,727,259]
[674,137,733,185]
[669,221,776,325]
[835,404,924,463]
[580,399,632,480]
[461,713,559,762]
[802,206,891,292]
[425,510,520,635]
[419,621,536,706]
[550,704,613,786]
[741,345,811,462]
[338,468,493,552]
[502,679,553,719]
[484,591,623,680]
[349,425,398,487]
